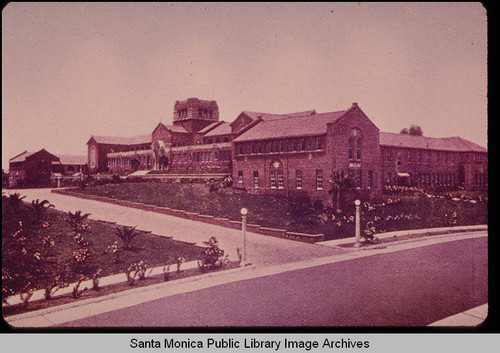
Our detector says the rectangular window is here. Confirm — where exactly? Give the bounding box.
[355,170,362,188]
[408,151,412,164]
[367,170,373,188]
[426,153,430,165]
[417,152,421,164]
[238,145,244,155]
[277,170,284,189]
[317,138,323,150]
[237,171,243,184]
[316,170,323,190]
[385,152,391,163]
[270,170,276,189]
[296,170,302,189]
[253,171,259,188]
[90,146,96,168]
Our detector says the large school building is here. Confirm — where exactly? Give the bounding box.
[87,98,487,204]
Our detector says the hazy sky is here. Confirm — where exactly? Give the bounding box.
[2,2,487,171]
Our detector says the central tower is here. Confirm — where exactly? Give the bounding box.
[173,97,220,133]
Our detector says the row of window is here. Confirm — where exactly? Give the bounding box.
[108,156,152,167]
[237,137,324,155]
[237,169,374,190]
[474,173,487,186]
[473,154,487,162]
[387,150,456,166]
[205,136,230,144]
[385,172,458,187]
[170,150,232,165]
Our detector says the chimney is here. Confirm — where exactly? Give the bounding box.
[352,102,358,107]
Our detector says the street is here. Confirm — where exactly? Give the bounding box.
[58,236,487,327]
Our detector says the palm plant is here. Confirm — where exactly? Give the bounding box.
[115,225,141,250]
[66,210,91,232]
[30,199,55,222]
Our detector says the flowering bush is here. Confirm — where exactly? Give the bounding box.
[126,260,151,286]
[198,237,227,271]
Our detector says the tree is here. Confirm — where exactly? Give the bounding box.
[400,125,423,136]
[409,124,423,136]
[328,170,354,213]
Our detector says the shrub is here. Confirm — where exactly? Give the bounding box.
[126,261,151,286]
[30,199,55,222]
[198,237,227,271]
[115,225,141,250]
[66,210,91,232]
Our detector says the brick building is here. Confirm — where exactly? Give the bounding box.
[86,98,487,204]
[231,103,382,204]
[8,149,87,188]
[380,133,488,191]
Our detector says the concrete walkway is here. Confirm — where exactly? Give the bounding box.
[428,304,488,327]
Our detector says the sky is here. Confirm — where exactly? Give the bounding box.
[2,2,488,171]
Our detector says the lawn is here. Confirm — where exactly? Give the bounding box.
[2,193,208,310]
[70,181,488,240]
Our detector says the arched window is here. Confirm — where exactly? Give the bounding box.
[348,128,362,161]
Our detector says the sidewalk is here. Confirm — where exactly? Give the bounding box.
[428,304,488,327]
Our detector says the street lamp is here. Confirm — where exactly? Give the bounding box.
[241,207,248,263]
[354,199,361,248]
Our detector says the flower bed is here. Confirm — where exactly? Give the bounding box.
[1,193,206,309]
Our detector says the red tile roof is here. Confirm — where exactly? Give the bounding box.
[198,122,223,134]
[380,132,487,152]
[90,134,152,145]
[157,123,189,133]
[58,155,87,165]
[204,122,232,137]
[234,110,346,142]
[9,151,35,163]
[240,110,316,122]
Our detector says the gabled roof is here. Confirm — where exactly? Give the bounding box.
[9,149,60,163]
[237,109,316,122]
[233,110,346,142]
[198,121,224,134]
[204,122,232,137]
[58,155,87,165]
[379,132,487,152]
[9,151,35,163]
[89,134,152,145]
[153,123,189,134]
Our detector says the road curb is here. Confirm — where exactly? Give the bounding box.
[5,263,257,326]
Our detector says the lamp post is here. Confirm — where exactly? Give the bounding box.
[354,199,361,248]
[240,207,248,263]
